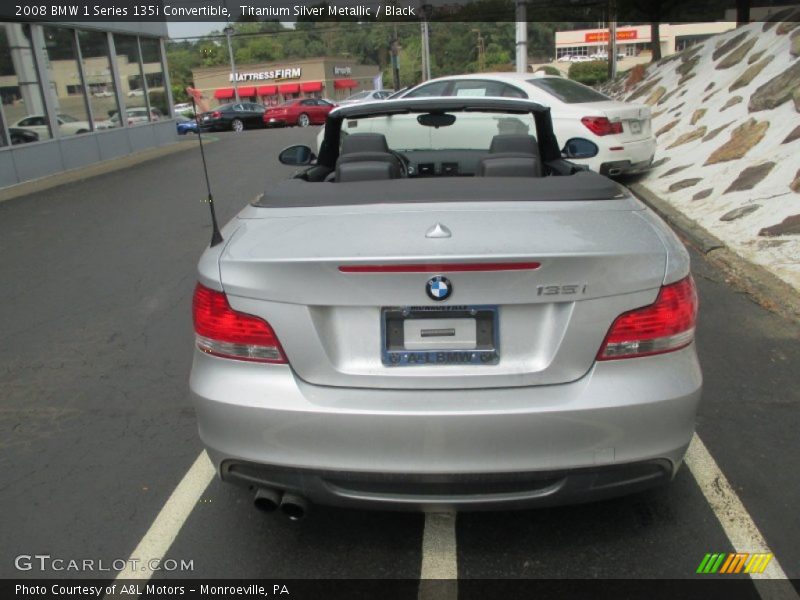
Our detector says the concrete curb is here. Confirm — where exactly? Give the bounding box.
[0,138,205,204]
[629,182,800,324]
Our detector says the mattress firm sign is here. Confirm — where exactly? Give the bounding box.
[229,68,302,82]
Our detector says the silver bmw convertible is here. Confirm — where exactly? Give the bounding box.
[190,98,701,518]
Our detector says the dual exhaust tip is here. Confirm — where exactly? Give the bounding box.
[254,488,308,521]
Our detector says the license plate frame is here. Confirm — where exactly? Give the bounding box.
[381,305,499,367]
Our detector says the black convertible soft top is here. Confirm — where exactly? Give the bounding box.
[254,173,625,209]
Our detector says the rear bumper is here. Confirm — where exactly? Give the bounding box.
[600,136,657,176]
[265,117,288,127]
[190,344,701,510]
[199,121,225,132]
[221,458,674,512]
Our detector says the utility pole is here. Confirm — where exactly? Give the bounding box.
[607,1,617,80]
[391,24,401,90]
[223,24,239,102]
[473,29,486,72]
[420,3,432,81]
[515,1,528,73]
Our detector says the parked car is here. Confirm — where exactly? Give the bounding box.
[198,102,265,132]
[108,107,162,127]
[128,89,144,97]
[190,97,701,517]
[11,113,102,136]
[590,52,627,61]
[175,114,198,135]
[385,87,410,99]
[92,89,114,98]
[557,54,573,62]
[8,127,38,144]
[395,72,656,176]
[336,89,395,106]
[173,102,194,116]
[263,98,335,128]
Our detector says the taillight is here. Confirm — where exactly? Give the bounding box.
[597,276,698,361]
[192,283,286,363]
[581,116,623,136]
[211,111,221,118]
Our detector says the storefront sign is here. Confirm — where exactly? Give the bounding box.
[229,67,302,82]
[584,30,638,43]
[333,66,352,76]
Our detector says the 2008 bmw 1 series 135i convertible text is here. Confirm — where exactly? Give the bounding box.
[189,98,701,516]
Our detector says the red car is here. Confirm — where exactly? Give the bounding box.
[263,98,336,128]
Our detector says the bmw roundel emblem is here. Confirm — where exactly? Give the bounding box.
[426,276,452,301]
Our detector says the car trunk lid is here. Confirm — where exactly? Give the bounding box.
[591,100,652,141]
[218,197,666,389]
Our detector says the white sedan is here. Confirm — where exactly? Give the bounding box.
[336,89,394,106]
[393,72,656,176]
[11,113,111,137]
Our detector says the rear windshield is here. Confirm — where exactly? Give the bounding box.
[527,78,611,103]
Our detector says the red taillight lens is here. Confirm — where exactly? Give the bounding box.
[211,111,221,118]
[597,276,698,361]
[581,116,623,136]
[192,283,286,363]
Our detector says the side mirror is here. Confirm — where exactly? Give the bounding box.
[561,138,599,159]
[279,144,316,166]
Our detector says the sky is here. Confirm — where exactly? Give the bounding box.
[167,22,227,40]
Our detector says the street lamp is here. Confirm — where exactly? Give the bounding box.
[223,24,240,102]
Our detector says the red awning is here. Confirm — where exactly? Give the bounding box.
[213,88,234,99]
[278,83,300,94]
[238,86,256,97]
[257,85,277,96]
[333,78,358,89]
[300,81,323,93]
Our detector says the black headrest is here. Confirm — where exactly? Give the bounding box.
[341,133,390,155]
[489,134,539,155]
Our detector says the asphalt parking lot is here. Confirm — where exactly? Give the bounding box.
[0,127,797,596]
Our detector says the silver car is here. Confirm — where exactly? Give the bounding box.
[190,98,701,518]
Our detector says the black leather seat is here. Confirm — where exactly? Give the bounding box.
[335,133,403,182]
[476,134,542,177]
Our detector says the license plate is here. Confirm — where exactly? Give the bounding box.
[629,120,642,134]
[382,305,499,366]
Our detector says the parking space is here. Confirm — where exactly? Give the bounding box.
[1,126,797,593]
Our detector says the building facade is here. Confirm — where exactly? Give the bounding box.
[554,22,737,60]
[0,21,174,189]
[192,57,382,107]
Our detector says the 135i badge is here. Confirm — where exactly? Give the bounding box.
[536,284,588,296]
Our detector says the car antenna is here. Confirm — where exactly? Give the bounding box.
[191,97,223,247]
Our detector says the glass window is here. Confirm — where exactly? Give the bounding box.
[450,80,528,99]
[404,81,450,98]
[42,26,90,136]
[114,34,147,121]
[526,78,611,103]
[78,30,119,130]
[140,37,167,118]
[19,116,46,126]
[0,23,50,144]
